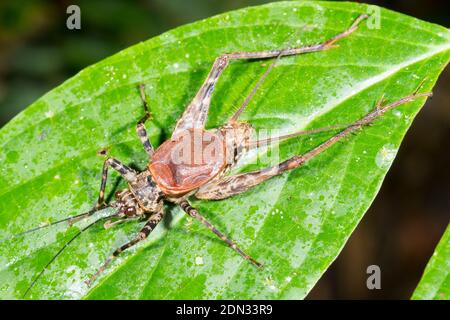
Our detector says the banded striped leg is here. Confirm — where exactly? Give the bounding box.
[173,14,368,136]
[196,91,432,200]
[69,157,137,225]
[86,209,164,286]
[136,84,154,157]
[179,201,262,267]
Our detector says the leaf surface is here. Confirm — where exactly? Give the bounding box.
[0,1,449,299]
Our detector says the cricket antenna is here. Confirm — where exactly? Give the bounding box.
[229,22,310,124]
[22,212,119,299]
[229,51,284,123]
[1,205,112,243]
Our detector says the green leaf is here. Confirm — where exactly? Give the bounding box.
[0,1,449,299]
[412,224,450,300]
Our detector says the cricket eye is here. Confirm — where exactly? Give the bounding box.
[125,207,136,217]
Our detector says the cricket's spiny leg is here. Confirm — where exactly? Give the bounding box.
[173,14,368,136]
[179,201,262,268]
[196,91,432,200]
[70,157,137,225]
[136,84,154,157]
[103,216,134,229]
[86,209,164,287]
[172,55,230,137]
[299,92,432,162]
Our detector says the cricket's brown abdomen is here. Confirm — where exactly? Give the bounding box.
[149,128,226,196]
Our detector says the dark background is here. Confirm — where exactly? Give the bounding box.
[0,0,448,299]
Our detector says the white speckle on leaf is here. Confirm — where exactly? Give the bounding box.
[54,174,60,180]
[375,144,397,169]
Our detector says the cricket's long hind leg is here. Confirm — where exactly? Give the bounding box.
[196,91,432,200]
[179,201,262,267]
[172,14,368,137]
[136,84,154,157]
[86,209,164,287]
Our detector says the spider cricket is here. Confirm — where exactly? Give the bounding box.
[11,14,433,297]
